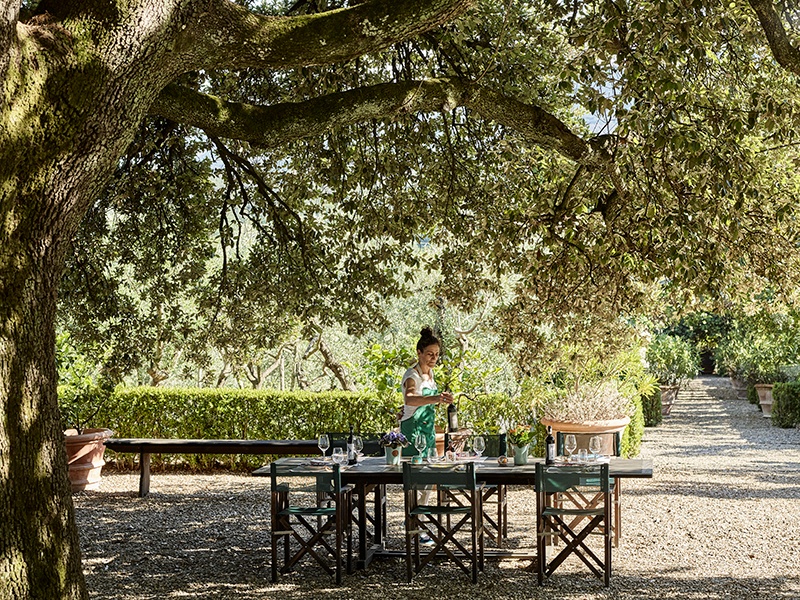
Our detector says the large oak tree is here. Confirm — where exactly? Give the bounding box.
[3,0,800,598]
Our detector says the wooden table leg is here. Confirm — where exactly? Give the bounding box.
[139,452,151,497]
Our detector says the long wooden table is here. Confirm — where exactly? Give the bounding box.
[253,455,653,568]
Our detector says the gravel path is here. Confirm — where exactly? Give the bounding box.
[75,376,800,599]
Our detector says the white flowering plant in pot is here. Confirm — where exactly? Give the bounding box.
[543,380,635,424]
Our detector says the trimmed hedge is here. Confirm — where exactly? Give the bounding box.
[642,389,663,427]
[772,382,800,428]
[747,385,760,407]
[621,394,645,458]
[60,384,646,468]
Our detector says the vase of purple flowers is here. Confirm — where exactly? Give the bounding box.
[379,431,408,465]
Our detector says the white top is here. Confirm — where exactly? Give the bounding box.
[399,364,438,421]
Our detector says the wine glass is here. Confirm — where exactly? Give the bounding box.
[564,434,577,462]
[589,435,602,460]
[426,446,439,463]
[413,433,427,457]
[472,435,486,457]
[317,434,330,459]
[331,447,346,466]
[353,435,364,457]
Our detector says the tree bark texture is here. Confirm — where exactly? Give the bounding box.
[0,2,474,596]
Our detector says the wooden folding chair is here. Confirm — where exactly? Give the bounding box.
[557,431,622,546]
[536,463,612,587]
[326,432,386,561]
[403,462,485,583]
[438,434,508,546]
[270,462,353,584]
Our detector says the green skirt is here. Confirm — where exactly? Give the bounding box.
[400,403,436,456]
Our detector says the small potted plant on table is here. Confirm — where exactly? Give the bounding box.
[506,425,535,465]
[378,431,409,465]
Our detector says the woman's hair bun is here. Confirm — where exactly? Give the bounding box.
[420,326,434,337]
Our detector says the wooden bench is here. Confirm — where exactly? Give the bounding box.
[104,438,318,497]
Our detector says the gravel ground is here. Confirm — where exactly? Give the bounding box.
[74,376,800,599]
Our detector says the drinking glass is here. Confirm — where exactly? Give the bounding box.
[353,436,364,456]
[472,435,486,457]
[564,434,577,462]
[589,435,602,459]
[426,446,439,463]
[331,448,346,466]
[414,433,427,457]
[317,434,330,459]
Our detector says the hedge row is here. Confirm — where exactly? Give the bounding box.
[61,385,646,468]
[772,383,800,428]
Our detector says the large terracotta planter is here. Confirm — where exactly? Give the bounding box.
[754,384,774,418]
[64,428,114,491]
[659,385,680,416]
[540,416,630,457]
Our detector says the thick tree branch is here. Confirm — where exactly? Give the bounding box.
[748,0,800,75]
[151,78,611,166]
[190,0,475,70]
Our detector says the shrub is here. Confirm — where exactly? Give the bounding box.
[772,383,800,428]
[747,385,759,406]
[620,393,644,458]
[645,334,699,387]
[89,387,399,469]
[641,388,663,427]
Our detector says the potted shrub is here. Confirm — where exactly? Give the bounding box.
[539,379,634,456]
[57,336,114,491]
[60,384,115,491]
[645,334,699,415]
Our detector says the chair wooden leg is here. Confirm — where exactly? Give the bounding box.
[537,492,546,586]
[613,478,621,547]
[605,492,612,587]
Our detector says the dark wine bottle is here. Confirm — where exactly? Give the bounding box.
[347,424,357,465]
[447,401,458,432]
[545,425,556,465]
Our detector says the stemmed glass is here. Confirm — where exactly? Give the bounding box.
[353,435,364,457]
[331,447,346,466]
[317,434,330,460]
[472,435,486,458]
[589,435,602,460]
[564,434,577,462]
[413,433,427,458]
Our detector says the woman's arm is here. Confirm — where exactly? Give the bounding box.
[403,378,454,406]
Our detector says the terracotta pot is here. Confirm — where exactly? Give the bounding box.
[754,384,774,418]
[540,416,630,457]
[659,385,680,416]
[64,428,114,491]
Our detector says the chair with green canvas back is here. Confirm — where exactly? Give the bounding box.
[270,461,353,584]
[535,463,612,586]
[556,430,622,547]
[402,462,485,583]
[437,434,508,546]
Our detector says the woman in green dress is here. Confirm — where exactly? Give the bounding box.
[399,327,454,456]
